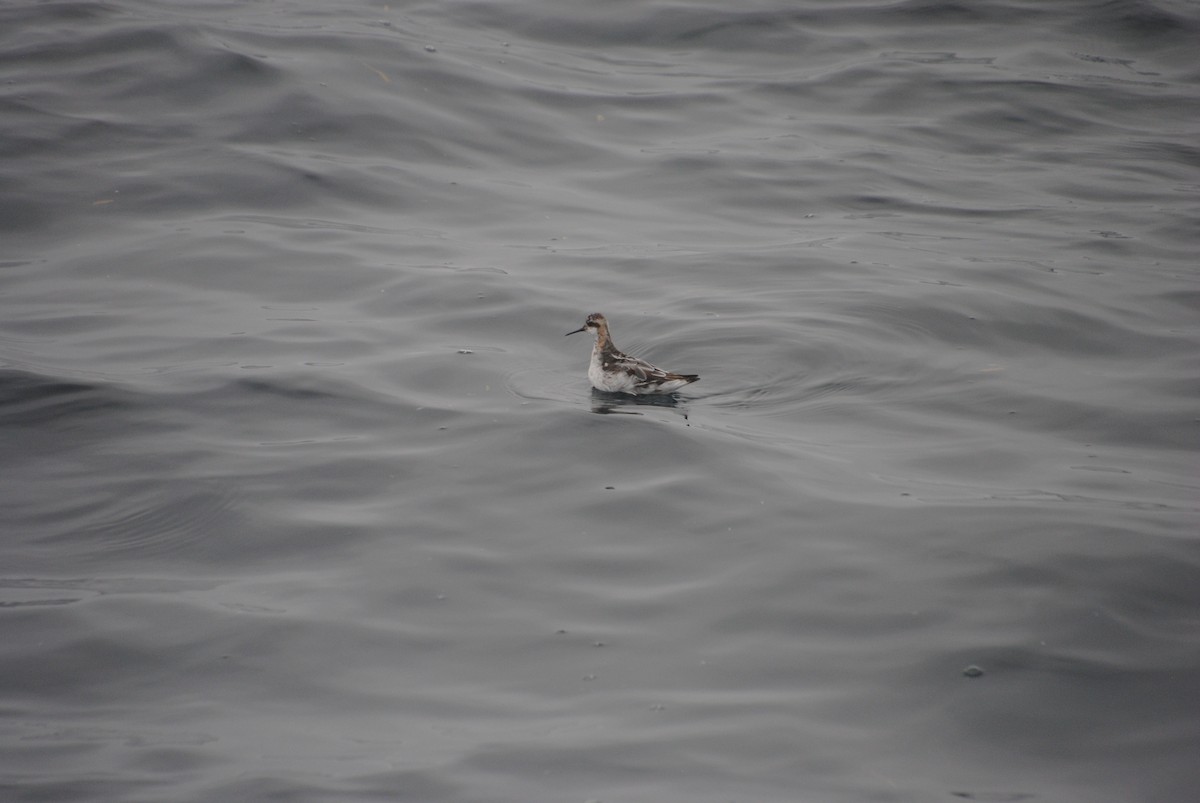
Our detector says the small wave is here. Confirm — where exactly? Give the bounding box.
[41,482,243,562]
[506,367,588,405]
[0,369,135,427]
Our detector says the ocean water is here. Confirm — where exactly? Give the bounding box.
[2,1,1198,801]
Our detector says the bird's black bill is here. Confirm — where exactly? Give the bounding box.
[565,326,587,336]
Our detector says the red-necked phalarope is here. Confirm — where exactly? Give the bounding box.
[565,312,699,395]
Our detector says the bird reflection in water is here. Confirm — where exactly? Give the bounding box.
[589,388,690,420]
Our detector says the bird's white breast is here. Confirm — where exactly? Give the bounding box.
[588,349,639,393]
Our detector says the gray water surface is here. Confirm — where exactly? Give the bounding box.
[2,1,1198,801]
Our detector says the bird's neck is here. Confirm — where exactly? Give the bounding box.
[594,328,615,353]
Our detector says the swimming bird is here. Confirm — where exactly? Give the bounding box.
[565,312,699,395]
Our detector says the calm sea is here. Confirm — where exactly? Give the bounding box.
[2,1,1198,801]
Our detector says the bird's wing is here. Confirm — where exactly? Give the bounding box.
[611,352,665,380]
[616,354,696,389]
